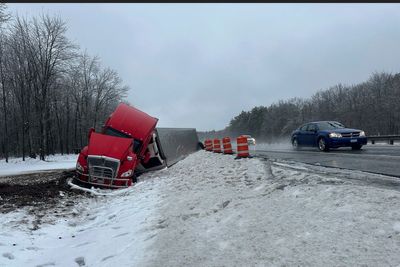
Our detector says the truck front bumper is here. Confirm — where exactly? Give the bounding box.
[75,171,132,189]
[327,137,368,148]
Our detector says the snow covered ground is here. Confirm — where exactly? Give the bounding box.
[1,150,400,266]
[0,154,77,176]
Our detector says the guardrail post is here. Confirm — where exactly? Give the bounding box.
[368,135,400,145]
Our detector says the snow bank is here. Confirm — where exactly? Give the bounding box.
[0,177,164,266]
[1,150,400,266]
[143,151,400,266]
[0,154,77,176]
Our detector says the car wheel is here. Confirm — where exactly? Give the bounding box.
[318,137,329,152]
[351,144,362,150]
[292,138,299,150]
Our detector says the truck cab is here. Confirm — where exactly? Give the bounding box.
[75,103,166,188]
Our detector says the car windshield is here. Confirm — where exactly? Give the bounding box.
[317,121,345,130]
[331,121,345,128]
[103,127,142,153]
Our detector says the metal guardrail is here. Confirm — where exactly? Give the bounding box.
[367,135,400,145]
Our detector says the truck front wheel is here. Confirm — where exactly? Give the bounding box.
[131,174,137,183]
[198,142,205,150]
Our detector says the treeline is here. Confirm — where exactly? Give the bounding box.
[200,72,400,142]
[0,4,128,161]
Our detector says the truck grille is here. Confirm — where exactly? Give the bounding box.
[341,132,360,138]
[88,156,119,179]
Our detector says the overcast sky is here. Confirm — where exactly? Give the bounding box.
[7,3,400,131]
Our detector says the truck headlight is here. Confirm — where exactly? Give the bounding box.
[329,132,342,138]
[121,169,133,177]
[76,162,84,172]
[359,131,366,137]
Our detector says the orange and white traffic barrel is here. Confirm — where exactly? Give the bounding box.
[235,135,251,159]
[213,138,222,153]
[205,139,213,151]
[222,137,234,154]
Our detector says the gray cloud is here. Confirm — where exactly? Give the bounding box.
[8,3,400,131]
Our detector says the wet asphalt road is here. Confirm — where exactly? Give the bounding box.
[255,144,400,178]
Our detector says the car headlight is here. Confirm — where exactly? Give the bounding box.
[329,132,342,138]
[359,131,366,137]
[76,162,84,172]
[121,169,133,177]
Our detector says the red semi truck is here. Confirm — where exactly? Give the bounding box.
[75,103,169,188]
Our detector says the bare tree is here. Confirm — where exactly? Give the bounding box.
[0,30,9,162]
[0,3,10,25]
[0,3,10,161]
[0,11,130,161]
[93,67,128,129]
[222,72,400,141]
[12,14,76,160]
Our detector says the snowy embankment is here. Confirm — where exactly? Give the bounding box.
[1,150,400,266]
[0,154,77,176]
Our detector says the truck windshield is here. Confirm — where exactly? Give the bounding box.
[103,127,142,153]
[104,127,131,138]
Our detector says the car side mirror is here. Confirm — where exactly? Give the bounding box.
[88,127,95,139]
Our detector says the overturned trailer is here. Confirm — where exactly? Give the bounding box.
[74,103,200,189]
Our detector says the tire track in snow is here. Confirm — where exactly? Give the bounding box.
[267,158,400,192]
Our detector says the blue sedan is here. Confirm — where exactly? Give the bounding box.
[291,121,367,151]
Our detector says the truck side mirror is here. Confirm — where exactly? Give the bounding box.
[88,127,95,139]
